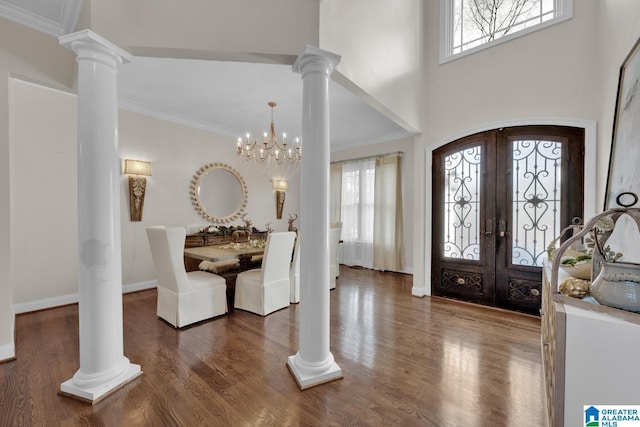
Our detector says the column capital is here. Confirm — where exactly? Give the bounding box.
[292,45,341,77]
[59,29,132,68]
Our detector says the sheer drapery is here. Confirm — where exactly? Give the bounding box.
[340,159,375,268]
[332,153,404,271]
[373,155,404,271]
[330,163,342,225]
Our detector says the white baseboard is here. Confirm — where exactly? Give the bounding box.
[0,342,15,361]
[14,281,158,314]
[123,280,157,294]
[14,293,79,314]
[412,286,428,297]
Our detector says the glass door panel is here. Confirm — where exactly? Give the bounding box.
[511,139,562,267]
[443,146,482,260]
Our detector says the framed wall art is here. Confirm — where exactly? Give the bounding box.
[605,35,640,209]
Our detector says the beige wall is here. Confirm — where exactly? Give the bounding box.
[10,80,78,306]
[10,81,298,311]
[0,16,76,358]
[90,0,320,62]
[118,109,299,288]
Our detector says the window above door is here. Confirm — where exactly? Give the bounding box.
[439,0,573,64]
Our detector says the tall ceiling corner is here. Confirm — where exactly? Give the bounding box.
[0,0,83,37]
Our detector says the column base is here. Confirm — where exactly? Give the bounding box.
[60,363,141,404]
[286,354,342,390]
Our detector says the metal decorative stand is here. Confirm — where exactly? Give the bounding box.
[550,193,640,301]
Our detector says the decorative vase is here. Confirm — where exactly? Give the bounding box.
[590,261,640,312]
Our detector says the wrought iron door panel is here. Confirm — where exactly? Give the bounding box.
[495,126,584,314]
[502,275,542,312]
[510,139,562,267]
[432,126,584,314]
[432,132,496,307]
[442,145,482,260]
[440,269,485,299]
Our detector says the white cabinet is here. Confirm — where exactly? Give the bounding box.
[542,265,640,427]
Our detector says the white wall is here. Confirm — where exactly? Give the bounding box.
[320,0,422,133]
[422,1,599,144]
[417,0,602,294]
[331,137,415,273]
[10,80,298,312]
[596,0,640,207]
[586,0,640,262]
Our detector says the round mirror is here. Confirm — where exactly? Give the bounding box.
[189,163,247,223]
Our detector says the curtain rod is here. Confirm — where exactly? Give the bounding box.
[330,151,403,165]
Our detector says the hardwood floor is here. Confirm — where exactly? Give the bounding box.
[1,267,543,426]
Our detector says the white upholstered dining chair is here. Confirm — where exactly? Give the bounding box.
[146,226,228,327]
[234,231,296,315]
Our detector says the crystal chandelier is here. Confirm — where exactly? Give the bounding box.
[236,101,301,179]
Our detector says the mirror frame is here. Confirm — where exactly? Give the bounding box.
[189,162,248,224]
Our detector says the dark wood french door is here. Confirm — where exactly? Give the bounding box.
[431,126,584,314]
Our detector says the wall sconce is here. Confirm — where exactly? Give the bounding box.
[274,178,288,219]
[124,159,152,221]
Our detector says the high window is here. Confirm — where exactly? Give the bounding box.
[440,0,573,63]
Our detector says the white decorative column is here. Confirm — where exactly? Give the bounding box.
[287,45,342,389]
[59,30,141,403]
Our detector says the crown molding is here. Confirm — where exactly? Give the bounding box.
[331,130,417,152]
[118,97,241,138]
[0,0,82,37]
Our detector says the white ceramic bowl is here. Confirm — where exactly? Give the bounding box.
[559,261,592,280]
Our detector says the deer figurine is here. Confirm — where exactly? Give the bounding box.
[288,213,298,234]
[231,214,253,243]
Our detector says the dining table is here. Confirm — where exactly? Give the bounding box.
[183,241,265,271]
[184,241,266,308]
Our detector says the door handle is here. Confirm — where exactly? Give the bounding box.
[499,220,506,238]
[482,219,493,236]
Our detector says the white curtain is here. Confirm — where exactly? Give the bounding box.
[340,159,375,268]
[373,155,404,271]
[330,163,342,225]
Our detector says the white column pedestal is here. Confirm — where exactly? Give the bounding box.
[59,30,141,403]
[286,354,343,390]
[60,362,141,402]
[287,45,342,390]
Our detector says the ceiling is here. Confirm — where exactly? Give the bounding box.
[2,0,414,151]
[117,57,413,150]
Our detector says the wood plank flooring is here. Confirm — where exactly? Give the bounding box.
[1,267,543,426]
